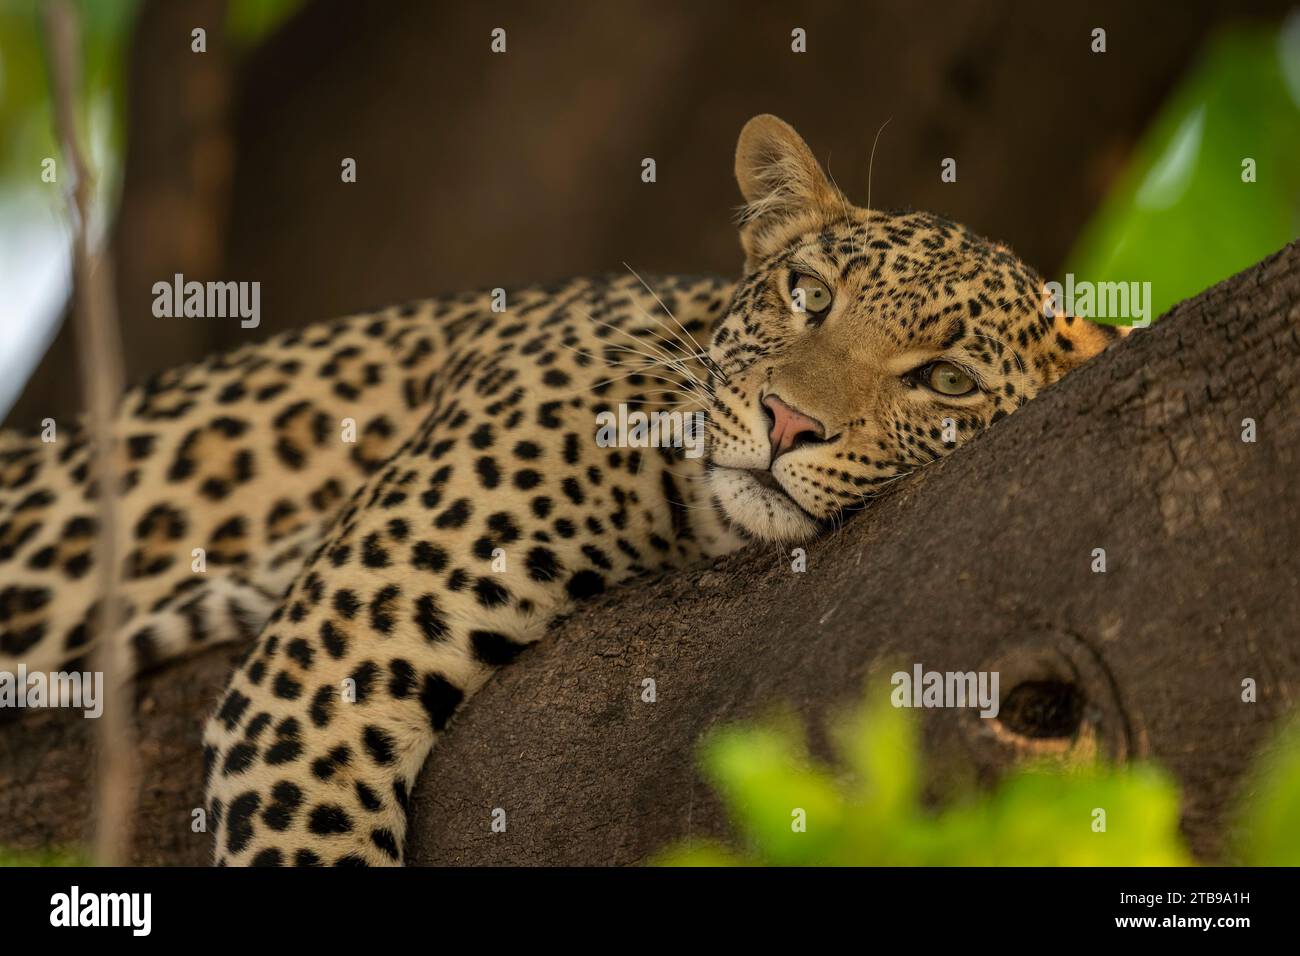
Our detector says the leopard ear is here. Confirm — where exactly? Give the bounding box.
[1046,310,1132,374]
[734,115,845,260]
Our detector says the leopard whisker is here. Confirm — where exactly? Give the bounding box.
[622,264,725,378]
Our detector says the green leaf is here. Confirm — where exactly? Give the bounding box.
[658,686,1197,867]
[699,718,846,865]
[1066,19,1300,322]
[1233,723,1300,865]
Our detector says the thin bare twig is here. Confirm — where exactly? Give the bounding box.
[42,0,136,866]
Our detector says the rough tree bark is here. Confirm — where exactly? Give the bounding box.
[1,241,1297,865]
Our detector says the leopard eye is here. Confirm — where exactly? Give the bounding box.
[925,361,977,397]
[790,273,833,317]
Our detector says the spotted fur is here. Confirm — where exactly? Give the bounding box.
[0,115,1127,863]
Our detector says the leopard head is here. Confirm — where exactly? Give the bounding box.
[704,114,1127,543]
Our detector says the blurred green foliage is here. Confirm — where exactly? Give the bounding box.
[227,0,307,47]
[656,691,1300,866]
[1066,17,1300,322]
[0,0,139,188]
[1229,722,1300,866]
[0,846,88,867]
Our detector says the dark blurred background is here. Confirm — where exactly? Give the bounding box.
[6,0,1295,427]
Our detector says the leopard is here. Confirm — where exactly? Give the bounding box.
[0,115,1128,865]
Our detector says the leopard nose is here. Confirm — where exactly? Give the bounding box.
[762,394,826,460]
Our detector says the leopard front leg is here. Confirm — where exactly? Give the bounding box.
[201,413,717,861]
[202,547,536,866]
[199,461,560,863]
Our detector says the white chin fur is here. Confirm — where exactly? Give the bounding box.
[708,466,821,543]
